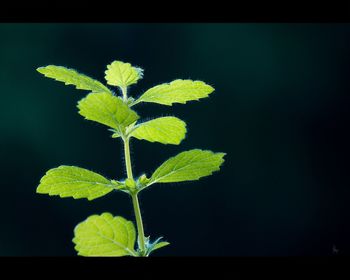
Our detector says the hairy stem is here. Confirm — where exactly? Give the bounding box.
[121,86,128,102]
[124,138,133,179]
[123,137,146,256]
[131,192,146,255]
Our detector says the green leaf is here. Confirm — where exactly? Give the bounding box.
[149,149,225,185]
[37,65,111,93]
[152,241,170,251]
[110,129,121,139]
[37,166,115,200]
[129,117,186,145]
[105,60,143,88]
[134,79,214,106]
[78,92,139,130]
[144,237,170,256]
[73,213,137,256]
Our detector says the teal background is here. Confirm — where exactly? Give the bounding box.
[1,23,350,256]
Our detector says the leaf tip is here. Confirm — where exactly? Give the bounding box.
[207,83,215,92]
[134,66,144,79]
[36,66,46,74]
[219,152,227,158]
[36,185,44,194]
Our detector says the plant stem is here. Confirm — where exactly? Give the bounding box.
[131,192,146,255]
[124,138,133,179]
[121,86,128,102]
[123,137,146,256]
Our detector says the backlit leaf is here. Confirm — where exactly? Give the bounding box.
[78,92,139,130]
[37,166,116,200]
[37,65,111,93]
[73,213,137,256]
[105,60,143,88]
[149,149,225,185]
[134,79,214,106]
[152,241,170,251]
[129,117,186,145]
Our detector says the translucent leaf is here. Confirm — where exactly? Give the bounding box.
[78,92,139,130]
[37,166,116,200]
[73,213,137,256]
[129,117,186,145]
[104,60,143,88]
[37,65,111,93]
[149,149,225,185]
[135,79,214,106]
[145,237,170,256]
[152,241,170,251]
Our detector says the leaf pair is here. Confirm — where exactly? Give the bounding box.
[37,62,215,107]
[37,149,226,200]
[38,148,225,257]
[78,92,187,145]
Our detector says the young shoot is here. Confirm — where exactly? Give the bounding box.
[36,60,226,256]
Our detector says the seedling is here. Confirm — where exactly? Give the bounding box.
[36,60,225,256]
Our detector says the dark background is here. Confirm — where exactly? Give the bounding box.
[1,23,350,256]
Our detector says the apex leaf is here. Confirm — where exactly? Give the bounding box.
[105,60,143,88]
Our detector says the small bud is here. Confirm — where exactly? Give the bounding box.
[138,174,150,185]
[126,97,135,106]
[125,178,136,189]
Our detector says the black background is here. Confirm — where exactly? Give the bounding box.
[1,1,350,260]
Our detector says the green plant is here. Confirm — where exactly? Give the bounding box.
[36,60,226,256]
